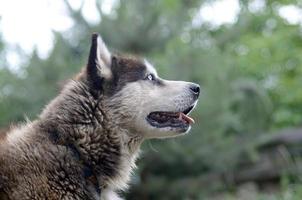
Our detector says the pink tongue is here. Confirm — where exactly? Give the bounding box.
[179,113,195,124]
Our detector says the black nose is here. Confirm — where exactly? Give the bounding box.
[189,84,200,98]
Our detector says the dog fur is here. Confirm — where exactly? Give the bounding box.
[0,33,200,200]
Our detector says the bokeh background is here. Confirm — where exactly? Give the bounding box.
[1,0,302,199]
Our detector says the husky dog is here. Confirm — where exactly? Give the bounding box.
[0,33,200,200]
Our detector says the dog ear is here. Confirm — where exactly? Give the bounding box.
[86,33,112,87]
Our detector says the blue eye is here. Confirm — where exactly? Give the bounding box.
[146,74,155,81]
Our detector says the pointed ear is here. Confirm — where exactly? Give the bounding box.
[86,33,112,85]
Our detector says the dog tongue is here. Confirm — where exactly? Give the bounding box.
[179,113,195,124]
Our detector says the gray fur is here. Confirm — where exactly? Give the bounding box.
[0,33,199,200]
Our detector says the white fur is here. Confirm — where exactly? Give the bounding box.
[6,124,33,147]
[144,59,158,77]
[101,189,123,200]
[96,36,112,79]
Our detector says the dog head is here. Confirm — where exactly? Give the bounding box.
[83,33,200,139]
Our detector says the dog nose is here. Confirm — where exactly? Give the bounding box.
[189,84,200,98]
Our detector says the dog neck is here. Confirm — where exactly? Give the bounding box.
[39,80,144,192]
[69,122,143,192]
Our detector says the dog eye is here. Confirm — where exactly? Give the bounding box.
[146,74,155,81]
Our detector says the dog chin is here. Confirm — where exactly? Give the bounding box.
[144,125,191,139]
[166,124,191,134]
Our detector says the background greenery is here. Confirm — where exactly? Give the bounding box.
[1,0,302,199]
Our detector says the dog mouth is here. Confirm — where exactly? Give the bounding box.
[146,105,195,130]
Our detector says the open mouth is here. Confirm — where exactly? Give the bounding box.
[146,105,195,130]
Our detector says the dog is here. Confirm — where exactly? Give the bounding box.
[0,33,200,200]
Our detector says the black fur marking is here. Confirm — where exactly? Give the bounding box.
[111,55,147,92]
[86,33,103,93]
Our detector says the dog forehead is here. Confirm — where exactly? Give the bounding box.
[115,56,146,73]
[110,56,148,88]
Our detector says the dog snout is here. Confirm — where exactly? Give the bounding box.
[189,83,200,99]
